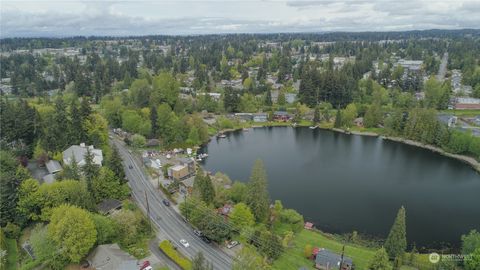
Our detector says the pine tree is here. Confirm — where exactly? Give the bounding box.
[107,145,125,182]
[82,149,99,193]
[246,160,270,222]
[70,100,84,144]
[385,206,407,260]
[368,247,392,270]
[62,156,81,180]
[334,109,342,128]
[265,89,272,106]
[150,105,158,138]
[313,106,320,124]
[80,97,92,119]
[192,252,213,270]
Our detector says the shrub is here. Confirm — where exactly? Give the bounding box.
[158,240,192,270]
[3,222,21,239]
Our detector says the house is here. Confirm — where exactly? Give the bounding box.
[454,97,480,110]
[315,249,353,270]
[180,177,195,194]
[97,199,123,215]
[87,243,138,270]
[253,113,268,122]
[304,222,314,230]
[145,139,160,147]
[63,143,103,167]
[218,204,233,216]
[179,157,195,176]
[168,164,189,181]
[353,117,364,127]
[234,113,253,121]
[273,111,291,121]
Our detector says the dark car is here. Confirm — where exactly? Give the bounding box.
[129,165,133,169]
[201,236,211,244]
[162,199,170,206]
[193,229,202,237]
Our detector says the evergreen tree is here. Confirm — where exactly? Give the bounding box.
[313,106,320,124]
[193,171,215,204]
[334,109,342,128]
[82,149,99,193]
[246,160,270,222]
[385,206,407,260]
[70,100,84,144]
[61,156,81,180]
[368,247,392,270]
[150,105,158,138]
[265,89,272,106]
[107,145,125,182]
[80,97,92,119]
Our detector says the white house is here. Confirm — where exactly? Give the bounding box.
[63,143,103,167]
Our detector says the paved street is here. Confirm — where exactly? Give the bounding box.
[111,138,233,270]
[436,52,448,81]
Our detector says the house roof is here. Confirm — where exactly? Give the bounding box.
[63,144,103,166]
[97,199,122,215]
[87,244,138,270]
[45,160,62,174]
[181,177,195,188]
[171,164,186,171]
[315,249,353,267]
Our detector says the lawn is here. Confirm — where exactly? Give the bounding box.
[272,229,436,270]
[272,229,376,270]
[439,109,480,117]
[5,238,18,270]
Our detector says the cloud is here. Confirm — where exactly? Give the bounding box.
[0,0,478,37]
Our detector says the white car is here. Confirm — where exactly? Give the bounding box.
[180,239,190,248]
[226,240,239,249]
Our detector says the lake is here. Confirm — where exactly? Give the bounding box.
[200,126,480,249]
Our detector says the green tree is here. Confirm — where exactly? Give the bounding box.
[152,72,180,108]
[192,252,213,270]
[246,160,270,222]
[334,109,342,128]
[364,103,383,128]
[229,203,255,229]
[465,247,480,270]
[48,205,97,263]
[264,89,273,106]
[341,103,357,128]
[30,224,67,269]
[82,148,100,193]
[384,206,407,259]
[277,91,286,106]
[313,106,320,124]
[0,151,27,226]
[131,134,147,148]
[462,230,480,255]
[92,167,128,202]
[91,214,117,245]
[107,145,126,182]
[258,230,283,260]
[193,171,216,205]
[368,247,392,270]
[304,244,313,258]
[232,246,266,270]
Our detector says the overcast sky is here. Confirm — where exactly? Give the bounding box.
[1,0,479,37]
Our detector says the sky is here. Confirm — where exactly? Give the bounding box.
[1,0,479,37]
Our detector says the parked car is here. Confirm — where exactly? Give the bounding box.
[162,199,170,206]
[128,165,133,169]
[201,236,211,244]
[180,239,189,248]
[193,230,202,237]
[226,240,239,249]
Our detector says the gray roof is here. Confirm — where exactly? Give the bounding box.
[63,144,103,166]
[42,174,56,184]
[87,244,138,270]
[45,160,62,174]
[97,199,123,215]
[315,249,353,268]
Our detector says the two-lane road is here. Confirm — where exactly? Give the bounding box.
[112,138,232,270]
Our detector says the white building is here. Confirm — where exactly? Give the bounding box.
[63,143,103,167]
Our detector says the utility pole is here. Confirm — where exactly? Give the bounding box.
[144,190,152,232]
[339,244,345,270]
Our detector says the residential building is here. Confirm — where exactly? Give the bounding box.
[314,248,353,270]
[253,113,268,122]
[97,199,123,215]
[454,97,480,110]
[87,244,138,270]
[168,164,189,181]
[179,157,195,176]
[273,111,291,121]
[63,143,103,167]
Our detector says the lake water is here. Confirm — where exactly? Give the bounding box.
[200,126,480,249]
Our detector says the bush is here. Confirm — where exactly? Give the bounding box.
[3,222,21,239]
[158,240,192,270]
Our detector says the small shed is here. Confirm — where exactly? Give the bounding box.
[304,222,314,230]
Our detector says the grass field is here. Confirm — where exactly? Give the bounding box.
[272,229,435,270]
[272,229,376,270]
[5,238,18,270]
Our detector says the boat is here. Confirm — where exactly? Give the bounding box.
[217,133,227,138]
[243,128,250,131]
[309,126,317,129]
[292,122,298,127]
[196,157,202,161]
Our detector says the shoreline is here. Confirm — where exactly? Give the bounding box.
[214,123,480,173]
[328,127,480,173]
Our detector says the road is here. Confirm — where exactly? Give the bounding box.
[436,52,448,81]
[111,138,233,270]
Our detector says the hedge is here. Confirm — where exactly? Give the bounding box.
[158,240,192,270]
